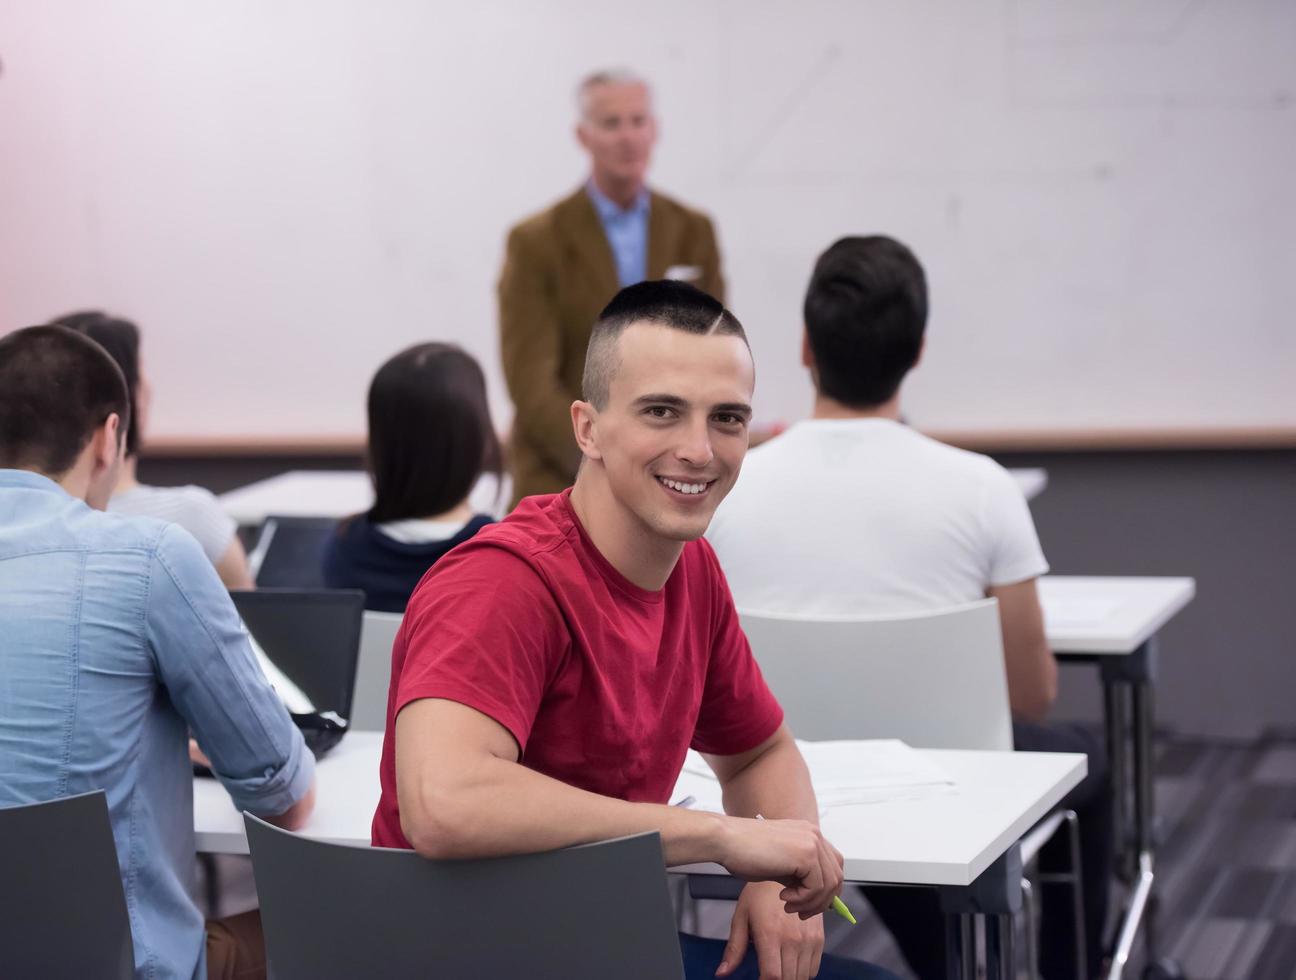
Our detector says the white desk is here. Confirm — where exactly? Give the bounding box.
[1010,467,1048,501]
[194,732,383,855]
[196,736,1080,980]
[218,470,510,525]
[673,749,1083,889]
[195,736,1081,886]
[221,468,1040,526]
[1041,575,1196,655]
[1040,574,1195,980]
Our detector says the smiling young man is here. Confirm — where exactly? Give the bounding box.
[373,282,891,980]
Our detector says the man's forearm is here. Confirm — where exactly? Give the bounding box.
[401,750,726,865]
[717,734,820,826]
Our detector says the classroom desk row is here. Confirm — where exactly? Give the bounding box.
[195,733,1085,980]
[216,467,1051,526]
[194,574,1193,980]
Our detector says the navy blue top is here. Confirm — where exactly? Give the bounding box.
[322,514,494,613]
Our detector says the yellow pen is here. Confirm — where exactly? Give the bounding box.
[755,814,856,926]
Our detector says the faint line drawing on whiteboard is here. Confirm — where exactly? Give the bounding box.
[720,42,843,179]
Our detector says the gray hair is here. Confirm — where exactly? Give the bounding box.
[576,69,651,122]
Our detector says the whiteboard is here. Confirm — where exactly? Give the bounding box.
[1,0,1293,443]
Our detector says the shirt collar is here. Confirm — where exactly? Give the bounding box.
[0,468,71,496]
[585,180,649,221]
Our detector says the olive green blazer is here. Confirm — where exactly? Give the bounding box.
[498,186,725,504]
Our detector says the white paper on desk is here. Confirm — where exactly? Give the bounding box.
[1043,596,1124,629]
[678,740,956,810]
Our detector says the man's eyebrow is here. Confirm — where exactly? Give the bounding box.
[630,393,689,409]
[630,394,752,418]
[711,402,753,419]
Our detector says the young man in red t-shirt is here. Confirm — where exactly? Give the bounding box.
[372,281,892,980]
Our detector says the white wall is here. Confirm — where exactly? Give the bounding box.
[2,0,1293,441]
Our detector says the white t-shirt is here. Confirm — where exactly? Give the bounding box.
[109,484,237,566]
[707,418,1048,615]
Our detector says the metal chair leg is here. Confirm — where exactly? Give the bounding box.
[1021,877,1039,979]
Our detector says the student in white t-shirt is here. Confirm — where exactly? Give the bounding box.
[707,237,1111,980]
[52,312,253,589]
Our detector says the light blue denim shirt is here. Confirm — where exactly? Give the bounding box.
[587,180,650,287]
[0,470,314,980]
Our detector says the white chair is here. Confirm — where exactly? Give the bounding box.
[739,599,1084,980]
[742,599,1012,750]
[351,610,403,731]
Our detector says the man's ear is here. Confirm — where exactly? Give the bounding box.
[571,400,603,461]
[92,413,122,473]
[575,121,591,153]
[913,334,927,369]
[800,329,814,369]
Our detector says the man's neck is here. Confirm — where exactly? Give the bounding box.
[53,464,92,503]
[569,477,684,592]
[115,455,140,494]
[810,393,902,421]
[590,172,645,211]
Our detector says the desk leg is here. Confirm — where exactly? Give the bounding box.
[940,844,1022,980]
[945,913,976,980]
[1103,678,1133,880]
[984,912,1015,980]
[1099,639,1162,978]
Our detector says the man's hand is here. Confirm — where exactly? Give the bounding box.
[717,817,844,917]
[718,881,825,980]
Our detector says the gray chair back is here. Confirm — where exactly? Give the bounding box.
[0,790,134,979]
[250,515,338,588]
[352,610,403,731]
[244,814,685,979]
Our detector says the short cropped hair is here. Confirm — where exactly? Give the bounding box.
[49,311,143,457]
[581,280,748,409]
[365,342,503,524]
[803,236,928,408]
[0,324,130,477]
[576,68,650,121]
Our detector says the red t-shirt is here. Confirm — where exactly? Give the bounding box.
[371,490,783,848]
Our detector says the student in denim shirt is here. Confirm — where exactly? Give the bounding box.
[0,326,316,980]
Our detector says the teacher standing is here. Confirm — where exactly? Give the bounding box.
[498,69,725,504]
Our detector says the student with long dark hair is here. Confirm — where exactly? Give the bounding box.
[323,342,502,612]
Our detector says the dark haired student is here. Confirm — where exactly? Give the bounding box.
[322,342,502,612]
[0,326,314,979]
[51,311,255,589]
[708,236,1113,980]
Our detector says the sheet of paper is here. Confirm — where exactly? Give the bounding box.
[677,739,957,811]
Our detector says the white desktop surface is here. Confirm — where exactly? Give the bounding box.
[1010,467,1048,501]
[1040,575,1196,656]
[673,749,1083,887]
[194,736,1083,889]
[218,470,508,524]
[194,732,384,855]
[220,468,1040,524]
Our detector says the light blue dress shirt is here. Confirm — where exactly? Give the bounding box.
[587,180,651,288]
[0,470,314,980]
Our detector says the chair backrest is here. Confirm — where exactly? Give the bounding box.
[250,515,338,588]
[352,610,403,731]
[0,790,134,979]
[244,814,685,979]
[740,598,1013,751]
